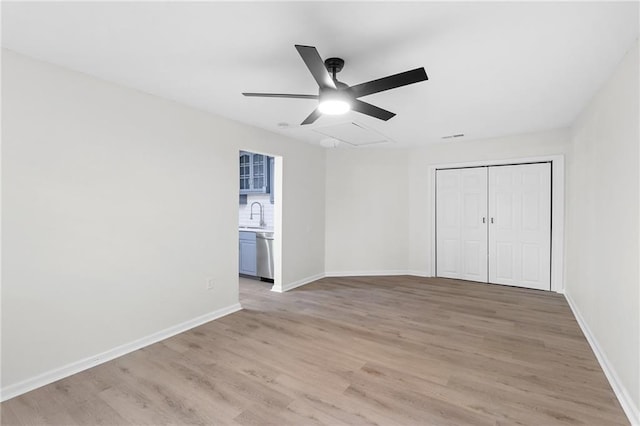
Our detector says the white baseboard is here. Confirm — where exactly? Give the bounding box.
[272,271,435,293]
[324,270,412,277]
[563,291,639,425]
[0,303,242,402]
[271,271,432,293]
[271,272,325,293]
[406,270,431,277]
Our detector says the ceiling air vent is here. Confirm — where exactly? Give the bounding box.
[313,122,392,147]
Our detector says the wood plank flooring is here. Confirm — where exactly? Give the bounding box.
[1,276,629,425]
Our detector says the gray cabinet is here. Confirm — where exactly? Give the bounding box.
[240,151,269,194]
[239,231,257,276]
[269,157,275,204]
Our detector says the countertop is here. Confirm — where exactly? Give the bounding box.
[238,226,274,233]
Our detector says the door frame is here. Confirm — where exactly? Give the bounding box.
[237,149,283,293]
[430,155,565,292]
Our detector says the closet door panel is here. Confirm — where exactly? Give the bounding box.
[459,168,488,282]
[464,241,483,277]
[488,163,551,290]
[436,168,488,282]
[436,170,462,278]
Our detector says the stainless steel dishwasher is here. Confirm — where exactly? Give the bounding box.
[256,231,274,280]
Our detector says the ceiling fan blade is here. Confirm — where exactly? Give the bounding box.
[348,68,428,98]
[351,99,396,121]
[243,93,318,99]
[295,45,337,90]
[301,108,322,125]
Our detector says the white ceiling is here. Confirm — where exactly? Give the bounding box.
[2,2,638,148]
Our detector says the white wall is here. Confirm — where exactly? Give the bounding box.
[323,130,570,277]
[565,41,639,421]
[325,148,409,275]
[1,49,325,394]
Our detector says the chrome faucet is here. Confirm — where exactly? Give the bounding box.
[250,202,266,227]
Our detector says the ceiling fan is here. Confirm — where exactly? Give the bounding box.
[242,45,428,125]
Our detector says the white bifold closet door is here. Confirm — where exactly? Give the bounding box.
[436,167,488,282]
[488,163,551,290]
[436,163,551,290]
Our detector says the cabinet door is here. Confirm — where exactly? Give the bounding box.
[252,154,267,192]
[488,163,551,290]
[239,240,257,276]
[436,167,488,282]
[239,152,269,194]
[269,157,275,204]
[239,152,252,194]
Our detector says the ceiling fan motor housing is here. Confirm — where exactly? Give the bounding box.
[320,81,349,96]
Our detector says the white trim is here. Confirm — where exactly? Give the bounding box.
[406,270,431,277]
[273,155,283,292]
[563,291,639,425]
[272,271,433,293]
[429,154,565,292]
[272,270,415,293]
[0,303,242,402]
[324,270,413,277]
[271,272,325,293]
[325,270,432,278]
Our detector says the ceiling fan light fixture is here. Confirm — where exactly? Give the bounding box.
[318,99,351,115]
[318,91,351,115]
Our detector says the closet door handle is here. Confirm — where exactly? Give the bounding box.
[482,217,486,224]
[490,217,494,224]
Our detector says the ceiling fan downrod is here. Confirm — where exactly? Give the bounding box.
[324,57,344,82]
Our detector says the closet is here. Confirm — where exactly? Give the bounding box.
[436,163,551,291]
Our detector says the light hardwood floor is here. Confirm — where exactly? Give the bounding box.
[1,276,629,425]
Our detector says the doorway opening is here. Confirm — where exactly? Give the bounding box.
[237,150,283,293]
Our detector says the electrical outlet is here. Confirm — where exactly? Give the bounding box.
[207,278,215,290]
